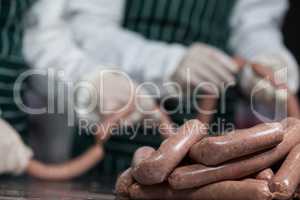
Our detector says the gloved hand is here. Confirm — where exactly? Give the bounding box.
[252,51,299,93]
[240,65,287,105]
[171,43,238,93]
[240,51,299,103]
[0,119,33,175]
[76,69,161,126]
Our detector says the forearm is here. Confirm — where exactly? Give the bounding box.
[68,0,186,84]
[23,0,107,85]
[230,0,288,59]
[230,0,299,92]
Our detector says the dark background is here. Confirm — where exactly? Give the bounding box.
[283,0,300,97]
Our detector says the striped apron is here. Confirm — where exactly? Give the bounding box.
[90,0,238,177]
[0,0,36,136]
[123,0,236,52]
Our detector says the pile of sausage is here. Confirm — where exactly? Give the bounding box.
[115,118,300,200]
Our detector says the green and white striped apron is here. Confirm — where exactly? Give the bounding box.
[0,0,35,136]
[95,0,237,177]
[123,0,236,52]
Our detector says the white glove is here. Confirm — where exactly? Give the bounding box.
[0,119,33,175]
[241,51,299,103]
[251,51,299,93]
[76,69,160,125]
[240,65,287,104]
[171,43,238,93]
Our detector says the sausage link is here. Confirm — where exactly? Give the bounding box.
[115,168,134,198]
[26,145,104,181]
[26,110,135,181]
[189,122,283,166]
[129,179,272,200]
[294,186,300,199]
[255,168,274,183]
[115,146,156,198]
[157,107,177,139]
[281,117,300,129]
[169,119,300,189]
[197,97,218,125]
[270,144,300,200]
[132,120,207,185]
[132,146,156,167]
[95,104,134,143]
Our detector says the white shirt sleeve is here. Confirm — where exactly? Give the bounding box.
[229,0,289,58]
[229,0,299,92]
[23,0,186,86]
[23,0,102,84]
[68,0,186,84]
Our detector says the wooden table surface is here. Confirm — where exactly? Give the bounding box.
[0,176,115,200]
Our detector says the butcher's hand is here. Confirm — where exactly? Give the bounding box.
[240,51,300,103]
[76,69,160,125]
[0,119,33,175]
[171,43,238,93]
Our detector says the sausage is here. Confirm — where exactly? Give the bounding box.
[129,179,272,200]
[189,122,283,165]
[255,168,274,183]
[197,96,218,125]
[169,118,300,189]
[156,107,177,139]
[270,144,300,200]
[294,186,300,199]
[115,168,134,198]
[26,144,104,181]
[95,104,134,143]
[132,120,207,185]
[26,107,136,181]
[115,146,156,198]
[132,146,156,167]
[281,117,300,129]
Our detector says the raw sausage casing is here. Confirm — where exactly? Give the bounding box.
[115,146,155,197]
[189,122,283,165]
[255,168,274,183]
[129,179,272,200]
[169,119,300,189]
[132,146,156,167]
[115,168,134,197]
[132,120,207,185]
[270,144,300,200]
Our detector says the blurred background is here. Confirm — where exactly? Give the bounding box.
[0,0,300,199]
